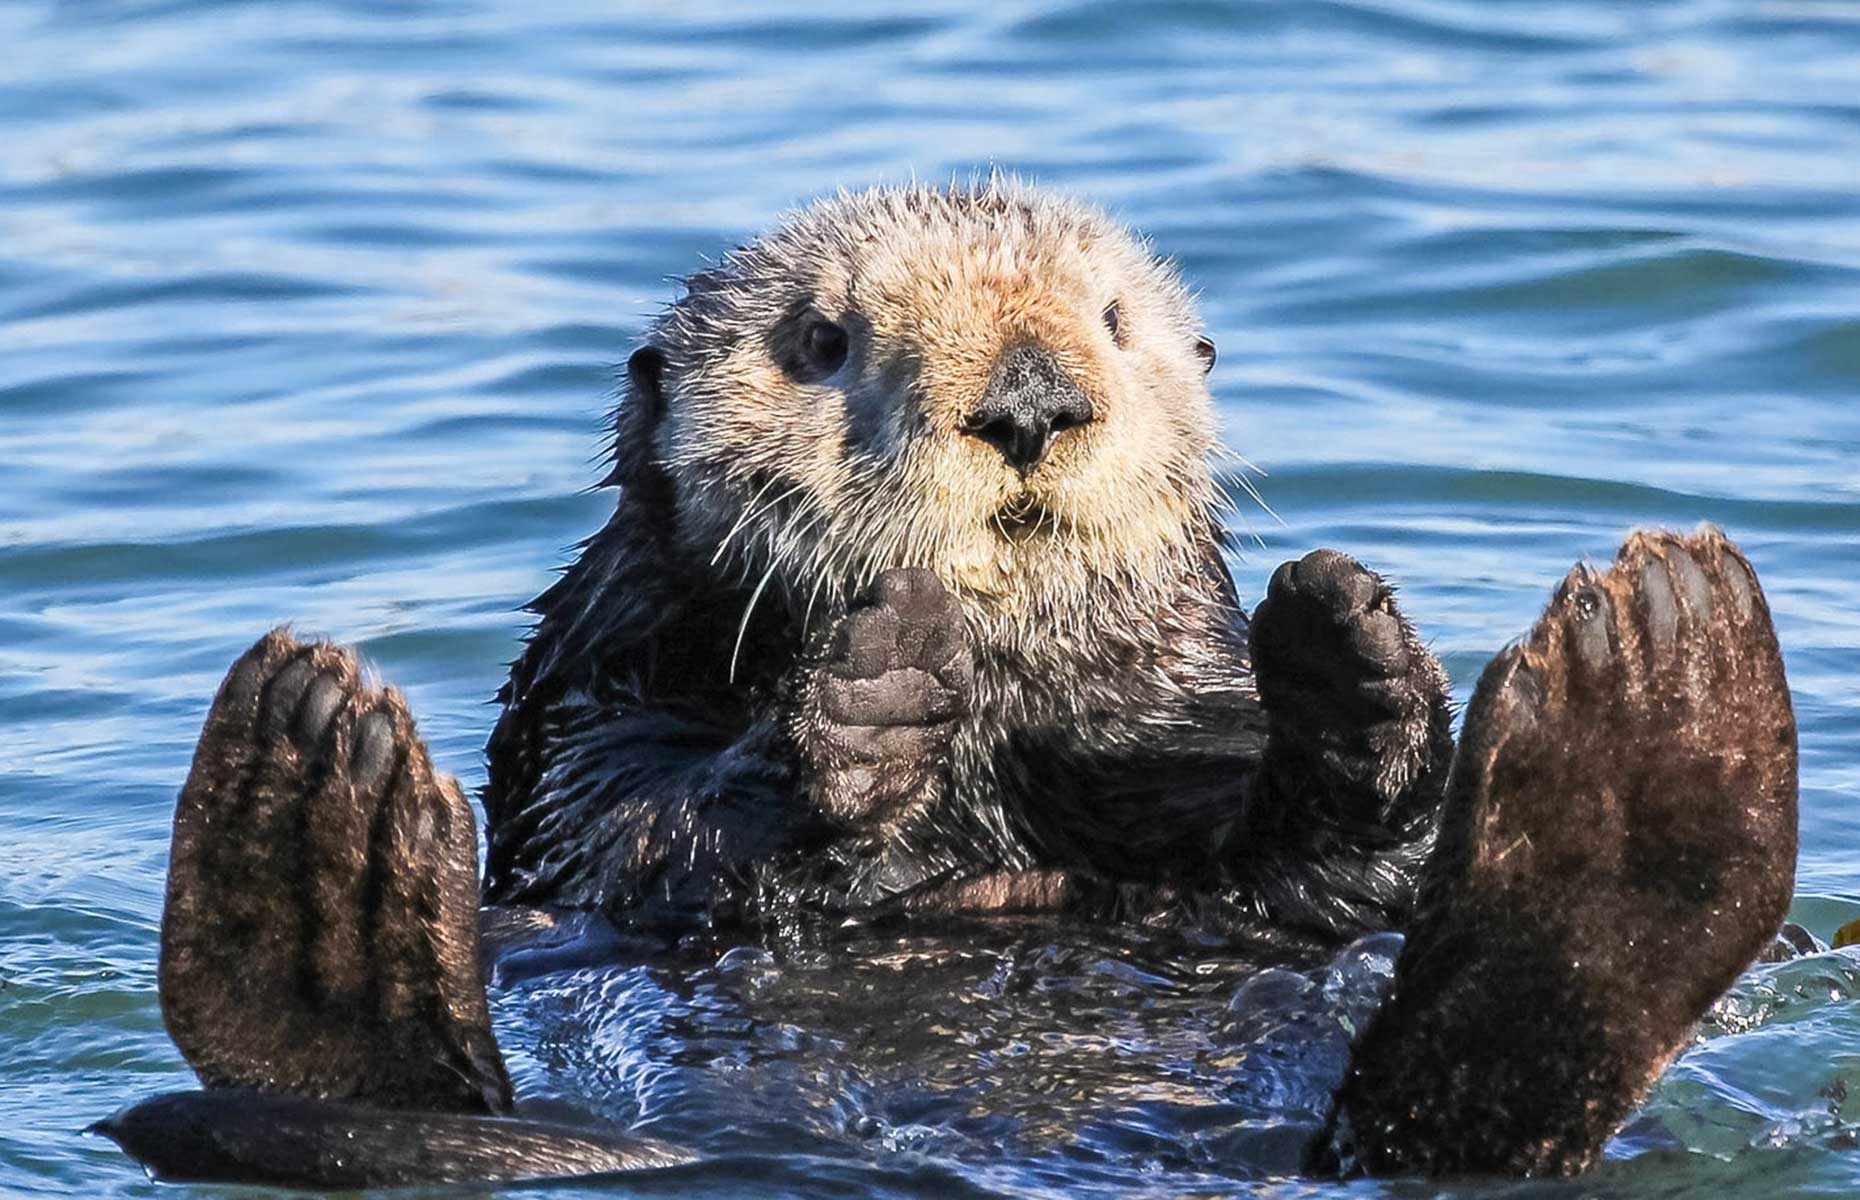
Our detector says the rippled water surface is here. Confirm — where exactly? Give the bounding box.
[5,2,1860,1197]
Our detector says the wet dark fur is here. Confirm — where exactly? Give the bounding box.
[479,361,1454,950]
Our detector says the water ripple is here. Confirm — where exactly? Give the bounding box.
[4,1,1859,1197]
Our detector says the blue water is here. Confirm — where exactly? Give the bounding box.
[4,1,1860,1196]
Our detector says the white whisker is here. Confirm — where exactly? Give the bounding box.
[728,559,781,685]
[713,480,808,568]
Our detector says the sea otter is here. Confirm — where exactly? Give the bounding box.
[472,181,1455,944]
[94,181,1798,1187]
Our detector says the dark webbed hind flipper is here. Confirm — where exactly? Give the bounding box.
[107,629,698,1187]
[159,628,511,1112]
[1316,527,1797,1177]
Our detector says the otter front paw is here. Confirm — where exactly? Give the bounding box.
[1250,550,1449,805]
[791,568,972,824]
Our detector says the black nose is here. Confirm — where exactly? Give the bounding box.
[963,343,1095,476]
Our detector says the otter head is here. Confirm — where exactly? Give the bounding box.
[622,179,1222,630]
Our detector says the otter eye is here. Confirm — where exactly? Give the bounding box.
[1194,335,1216,373]
[1101,300,1123,345]
[801,318,849,376]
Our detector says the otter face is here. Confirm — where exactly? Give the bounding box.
[638,180,1221,622]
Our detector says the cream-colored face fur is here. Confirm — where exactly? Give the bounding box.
[647,179,1220,627]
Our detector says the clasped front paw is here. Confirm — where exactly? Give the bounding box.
[792,567,973,824]
[1252,550,1416,703]
[1250,549,1447,799]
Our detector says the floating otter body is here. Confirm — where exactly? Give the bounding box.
[476,183,1453,946]
[94,182,1798,1188]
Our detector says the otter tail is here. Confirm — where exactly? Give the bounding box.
[91,1090,691,1188]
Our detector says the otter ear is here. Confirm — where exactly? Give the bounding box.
[609,345,667,488]
[1194,336,1217,374]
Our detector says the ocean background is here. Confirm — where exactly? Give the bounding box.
[4,1,1860,1196]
